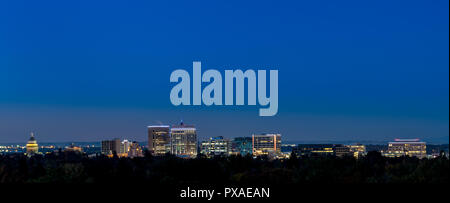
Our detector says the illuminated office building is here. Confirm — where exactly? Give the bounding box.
[383,139,427,159]
[128,141,143,158]
[64,143,83,153]
[148,125,171,156]
[171,122,197,158]
[26,132,39,155]
[345,144,366,158]
[252,133,281,157]
[200,136,231,157]
[333,145,353,157]
[293,144,334,157]
[120,139,132,154]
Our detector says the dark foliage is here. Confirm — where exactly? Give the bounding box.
[0,151,448,184]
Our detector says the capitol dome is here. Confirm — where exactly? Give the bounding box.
[26,132,39,154]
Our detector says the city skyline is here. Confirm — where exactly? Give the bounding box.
[3,130,445,161]
[0,0,448,197]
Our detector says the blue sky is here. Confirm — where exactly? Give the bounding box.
[0,0,448,143]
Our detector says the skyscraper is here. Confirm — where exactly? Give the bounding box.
[252,133,281,157]
[120,139,132,154]
[148,125,171,156]
[171,122,197,158]
[101,138,121,155]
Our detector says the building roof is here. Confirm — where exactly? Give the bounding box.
[390,138,425,144]
[389,142,426,144]
[147,125,170,128]
[252,133,281,137]
[28,132,36,142]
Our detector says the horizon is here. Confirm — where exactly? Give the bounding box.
[1,132,448,145]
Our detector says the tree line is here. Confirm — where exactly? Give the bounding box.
[0,150,448,184]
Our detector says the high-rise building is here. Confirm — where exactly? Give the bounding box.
[252,133,281,157]
[26,132,39,155]
[120,139,132,154]
[171,122,197,158]
[383,139,427,159]
[148,125,171,156]
[232,137,253,156]
[200,136,231,157]
[101,138,121,155]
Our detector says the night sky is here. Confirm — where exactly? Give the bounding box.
[0,0,448,143]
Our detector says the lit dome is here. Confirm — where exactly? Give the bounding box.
[26,132,39,154]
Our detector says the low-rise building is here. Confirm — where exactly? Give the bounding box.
[345,144,366,158]
[200,136,231,157]
[293,144,334,157]
[64,143,83,153]
[231,137,253,156]
[128,141,143,158]
[333,145,353,157]
[382,139,426,159]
